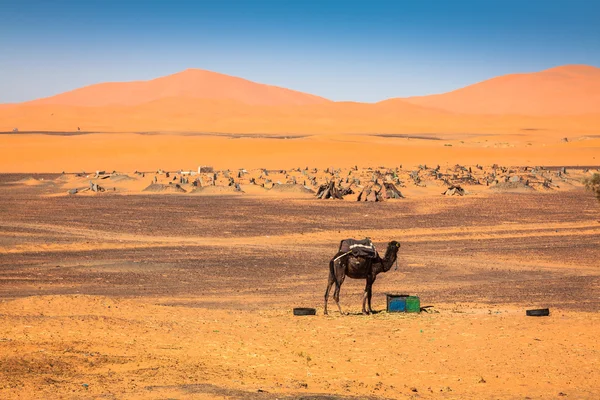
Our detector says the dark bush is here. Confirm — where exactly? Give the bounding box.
[583,173,600,202]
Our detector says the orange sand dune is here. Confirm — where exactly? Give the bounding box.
[2,97,600,135]
[1,65,600,134]
[26,69,331,107]
[401,65,600,115]
[0,66,600,137]
[1,133,598,173]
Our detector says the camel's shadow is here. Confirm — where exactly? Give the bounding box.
[333,310,384,316]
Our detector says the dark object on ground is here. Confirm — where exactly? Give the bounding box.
[293,308,316,316]
[89,181,105,193]
[357,185,384,201]
[526,308,550,316]
[325,240,401,315]
[68,188,78,195]
[583,173,600,202]
[316,181,343,199]
[443,185,465,196]
[339,185,354,196]
[385,294,422,313]
[383,182,404,199]
[386,293,409,312]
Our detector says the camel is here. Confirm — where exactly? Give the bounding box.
[324,240,401,315]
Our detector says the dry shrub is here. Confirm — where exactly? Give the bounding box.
[583,173,600,201]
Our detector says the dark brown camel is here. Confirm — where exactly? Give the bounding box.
[324,240,401,315]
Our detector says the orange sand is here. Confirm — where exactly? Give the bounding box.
[1,99,599,135]
[402,65,600,115]
[1,65,599,172]
[25,69,330,107]
[1,133,599,173]
[1,296,598,400]
[1,65,599,136]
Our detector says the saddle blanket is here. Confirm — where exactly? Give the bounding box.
[338,238,379,259]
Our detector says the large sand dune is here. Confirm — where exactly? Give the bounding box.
[1,65,600,135]
[24,69,331,107]
[401,65,600,115]
[1,99,599,135]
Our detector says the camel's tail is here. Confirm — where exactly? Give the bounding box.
[329,258,338,287]
[330,251,349,287]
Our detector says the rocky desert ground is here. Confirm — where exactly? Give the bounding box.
[1,60,600,400]
[0,165,598,399]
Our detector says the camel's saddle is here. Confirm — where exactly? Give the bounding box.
[338,238,379,259]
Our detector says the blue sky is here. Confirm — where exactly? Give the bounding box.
[1,0,599,103]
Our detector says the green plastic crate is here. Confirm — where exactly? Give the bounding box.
[405,296,421,313]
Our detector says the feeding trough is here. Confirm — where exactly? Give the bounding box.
[386,294,420,313]
[526,308,550,317]
[293,307,316,316]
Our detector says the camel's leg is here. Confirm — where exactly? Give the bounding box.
[324,273,335,315]
[362,289,369,315]
[333,274,346,315]
[363,277,374,315]
[367,278,375,314]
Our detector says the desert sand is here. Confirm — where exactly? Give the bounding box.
[0,132,599,174]
[1,65,599,399]
[0,173,599,399]
[1,65,599,135]
[402,65,600,115]
[24,69,331,107]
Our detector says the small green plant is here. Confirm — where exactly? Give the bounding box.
[583,173,600,202]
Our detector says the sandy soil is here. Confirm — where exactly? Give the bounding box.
[402,65,600,115]
[2,65,599,135]
[1,132,599,173]
[0,174,599,399]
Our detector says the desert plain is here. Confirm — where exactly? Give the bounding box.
[1,65,600,399]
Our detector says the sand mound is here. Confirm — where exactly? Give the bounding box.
[109,174,137,182]
[15,177,44,186]
[489,182,535,192]
[142,183,186,193]
[54,174,71,182]
[190,186,243,195]
[269,183,314,194]
[13,177,59,187]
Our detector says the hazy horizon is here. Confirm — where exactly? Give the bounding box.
[1,0,600,103]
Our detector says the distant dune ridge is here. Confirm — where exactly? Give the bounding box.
[25,69,332,107]
[400,65,600,115]
[1,64,599,134]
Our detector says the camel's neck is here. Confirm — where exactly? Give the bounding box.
[380,247,398,272]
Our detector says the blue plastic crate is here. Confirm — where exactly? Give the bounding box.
[386,294,409,312]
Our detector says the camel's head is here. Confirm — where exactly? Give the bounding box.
[388,240,401,251]
[382,241,401,272]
